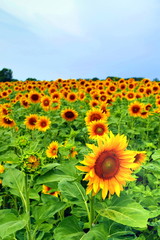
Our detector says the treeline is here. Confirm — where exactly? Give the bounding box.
[0,68,159,82]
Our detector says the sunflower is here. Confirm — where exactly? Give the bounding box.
[76,132,137,199]
[51,92,61,100]
[140,111,150,119]
[40,95,52,111]
[85,108,107,125]
[67,92,78,102]
[37,116,51,132]
[128,101,144,117]
[78,92,86,101]
[0,116,16,128]
[126,91,135,101]
[89,100,99,108]
[29,91,41,104]
[24,114,39,130]
[133,151,146,170]
[42,185,60,197]
[46,141,58,158]
[20,97,30,108]
[61,109,78,121]
[100,103,110,117]
[0,165,5,174]
[25,155,40,170]
[87,120,108,139]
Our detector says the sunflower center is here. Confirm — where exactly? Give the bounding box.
[29,117,37,125]
[31,94,39,101]
[4,118,13,124]
[90,114,101,121]
[65,111,74,118]
[96,126,104,134]
[95,151,119,179]
[41,121,47,127]
[44,100,49,106]
[132,106,140,113]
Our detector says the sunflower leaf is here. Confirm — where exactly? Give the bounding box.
[58,180,88,208]
[95,194,149,228]
[54,216,84,240]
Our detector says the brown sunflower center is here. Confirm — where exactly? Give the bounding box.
[95,126,105,135]
[95,151,119,179]
[70,94,76,100]
[40,121,47,127]
[31,94,39,101]
[65,111,74,118]
[90,114,101,121]
[4,117,13,124]
[43,100,49,106]
[29,117,37,125]
[132,105,140,113]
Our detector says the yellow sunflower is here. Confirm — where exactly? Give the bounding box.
[24,114,39,130]
[76,132,137,199]
[0,116,16,128]
[29,91,41,104]
[128,101,144,117]
[37,116,51,132]
[46,141,58,158]
[40,95,52,111]
[67,92,78,102]
[87,120,108,139]
[61,109,78,121]
[85,108,107,125]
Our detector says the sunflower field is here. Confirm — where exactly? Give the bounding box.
[0,78,160,240]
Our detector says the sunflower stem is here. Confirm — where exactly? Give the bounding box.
[24,174,32,240]
[89,194,94,229]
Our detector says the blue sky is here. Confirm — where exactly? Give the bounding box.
[0,0,160,81]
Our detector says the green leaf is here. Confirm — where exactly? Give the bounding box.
[33,202,66,223]
[152,149,160,160]
[0,210,27,239]
[2,168,25,198]
[0,151,19,163]
[40,163,60,175]
[58,180,88,208]
[36,170,75,184]
[54,216,84,240]
[95,194,149,228]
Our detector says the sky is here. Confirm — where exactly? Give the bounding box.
[0,0,160,81]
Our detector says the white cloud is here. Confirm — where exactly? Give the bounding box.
[0,0,82,38]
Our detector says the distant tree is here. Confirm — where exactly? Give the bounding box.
[0,68,13,82]
[26,78,37,81]
[92,77,99,81]
[153,78,159,82]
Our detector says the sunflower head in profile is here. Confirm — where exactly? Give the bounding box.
[0,116,16,128]
[85,108,107,125]
[0,164,5,174]
[37,116,51,132]
[132,151,146,170]
[87,120,108,140]
[61,109,78,121]
[29,91,41,104]
[42,185,60,197]
[24,114,39,130]
[128,101,144,117]
[46,141,58,158]
[76,132,138,199]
